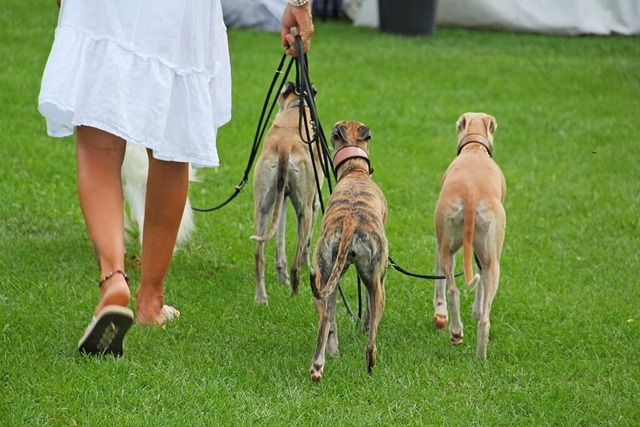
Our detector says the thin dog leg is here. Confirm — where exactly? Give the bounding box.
[362,291,371,333]
[476,262,499,359]
[472,266,485,321]
[254,239,268,305]
[310,297,330,383]
[443,252,463,345]
[365,276,385,374]
[291,206,311,295]
[433,243,448,329]
[253,192,274,304]
[275,201,289,285]
[326,287,339,357]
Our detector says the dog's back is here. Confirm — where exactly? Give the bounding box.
[311,122,388,300]
[312,171,387,299]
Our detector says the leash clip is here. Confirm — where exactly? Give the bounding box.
[235,179,247,192]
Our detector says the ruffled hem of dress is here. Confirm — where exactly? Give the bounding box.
[56,24,219,79]
[38,25,231,168]
[36,107,221,168]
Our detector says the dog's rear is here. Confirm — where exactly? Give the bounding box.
[122,143,196,249]
[309,121,388,382]
[251,82,323,304]
[433,112,506,359]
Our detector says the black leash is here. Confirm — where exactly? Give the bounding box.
[192,53,294,212]
[291,36,361,323]
[290,37,476,322]
[193,39,476,320]
[388,257,464,280]
[190,39,362,322]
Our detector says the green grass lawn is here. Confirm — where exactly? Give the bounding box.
[2,2,639,425]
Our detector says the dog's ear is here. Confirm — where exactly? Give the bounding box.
[357,125,372,141]
[331,123,348,144]
[456,114,468,134]
[485,115,497,135]
[281,81,296,98]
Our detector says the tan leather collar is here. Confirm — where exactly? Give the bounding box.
[457,133,493,157]
[333,146,372,176]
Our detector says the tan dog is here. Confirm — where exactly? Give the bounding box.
[309,121,388,382]
[251,82,323,304]
[433,112,506,359]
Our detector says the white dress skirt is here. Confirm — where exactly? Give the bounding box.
[38,0,232,168]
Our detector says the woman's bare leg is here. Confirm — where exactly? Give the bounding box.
[135,151,189,326]
[76,126,131,315]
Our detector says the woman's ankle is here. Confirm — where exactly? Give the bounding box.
[95,272,131,315]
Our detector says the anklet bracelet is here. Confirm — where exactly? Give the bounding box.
[99,270,130,288]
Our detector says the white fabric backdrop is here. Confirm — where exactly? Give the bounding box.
[354,0,640,35]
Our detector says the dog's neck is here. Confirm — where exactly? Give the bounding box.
[457,133,493,157]
[333,146,373,180]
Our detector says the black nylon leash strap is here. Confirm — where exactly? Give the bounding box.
[192,52,294,212]
[291,36,362,321]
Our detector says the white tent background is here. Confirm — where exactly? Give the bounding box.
[353,0,640,35]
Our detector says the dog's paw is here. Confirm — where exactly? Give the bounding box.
[310,365,323,383]
[450,332,464,345]
[433,314,448,330]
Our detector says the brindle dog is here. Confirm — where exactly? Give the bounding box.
[309,121,388,382]
[251,82,323,304]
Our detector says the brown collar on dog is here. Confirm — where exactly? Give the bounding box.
[457,133,493,157]
[333,146,373,176]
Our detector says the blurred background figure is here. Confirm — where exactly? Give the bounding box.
[221,0,349,30]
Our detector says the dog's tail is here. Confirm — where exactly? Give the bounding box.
[250,148,289,242]
[462,199,481,290]
[312,222,355,300]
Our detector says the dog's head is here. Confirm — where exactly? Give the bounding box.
[277,81,318,111]
[455,112,497,156]
[331,121,371,152]
[331,121,373,175]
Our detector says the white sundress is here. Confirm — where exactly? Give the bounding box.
[38,0,232,168]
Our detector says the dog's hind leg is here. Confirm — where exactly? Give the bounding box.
[475,211,505,359]
[438,245,463,345]
[290,205,313,296]
[310,296,330,383]
[289,167,317,295]
[472,274,485,322]
[433,242,448,330]
[254,194,273,304]
[364,272,386,374]
[476,260,499,359]
[326,286,339,357]
[275,200,290,286]
[254,241,268,304]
